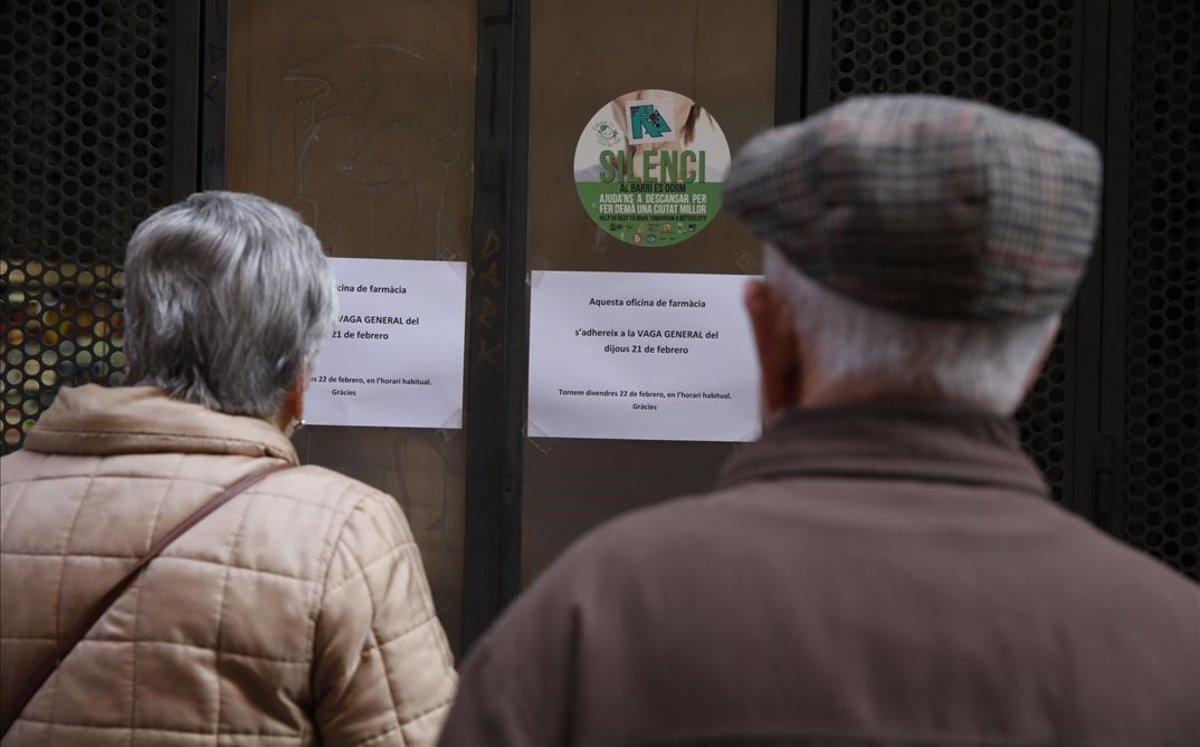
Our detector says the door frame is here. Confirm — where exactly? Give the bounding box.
[193,0,1128,652]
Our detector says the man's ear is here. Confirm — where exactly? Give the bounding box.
[745,279,802,422]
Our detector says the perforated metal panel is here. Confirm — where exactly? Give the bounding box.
[827,0,1080,502]
[0,0,173,453]
[1121,0,1199,578]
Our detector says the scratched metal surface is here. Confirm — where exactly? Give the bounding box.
[522,0,776,583]
[226,0,474,653]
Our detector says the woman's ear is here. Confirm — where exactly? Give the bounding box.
[276,366,308,435]
[745,279,802,422]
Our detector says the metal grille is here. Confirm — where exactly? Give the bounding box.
[828,0,1079,502]
[1122,0,1199,578]
[0,0,172,454]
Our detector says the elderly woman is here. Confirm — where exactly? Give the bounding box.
[0,192,456,745]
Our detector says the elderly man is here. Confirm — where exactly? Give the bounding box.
[0,192,456,744]
[440,96,1199,745]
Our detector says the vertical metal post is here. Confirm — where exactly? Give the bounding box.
[1062,0,1113,519]
[803,0,832,115]
[775,0,806,124]
[199,0,228,191]
[168,0,202,198]
[462,0,530,652]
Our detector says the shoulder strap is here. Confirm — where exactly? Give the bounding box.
[0,462,292,737]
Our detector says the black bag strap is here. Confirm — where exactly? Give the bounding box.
[0,462,292,737]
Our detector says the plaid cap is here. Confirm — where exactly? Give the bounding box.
[724,95,1103,319]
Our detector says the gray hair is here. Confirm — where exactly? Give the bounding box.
[764,245,1058,414]
[123,191,336,417]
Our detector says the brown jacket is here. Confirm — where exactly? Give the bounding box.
[441,402,1200,746]
[0,385,457,745]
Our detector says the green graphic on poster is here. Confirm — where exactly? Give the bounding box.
[574,89,731,247]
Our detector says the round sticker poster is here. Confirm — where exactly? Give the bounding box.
[573,89,731,247]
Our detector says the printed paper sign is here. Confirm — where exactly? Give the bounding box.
[528,270,761,442]
[573,89,731,247]
[304,258,466,429]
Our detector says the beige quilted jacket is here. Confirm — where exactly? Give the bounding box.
[0,385,457,745]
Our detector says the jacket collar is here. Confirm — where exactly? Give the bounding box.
[24,384,299,464]
[718,400,1047,498]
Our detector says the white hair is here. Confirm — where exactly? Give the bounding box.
[124,191,336,417]
[763,245,1058,414]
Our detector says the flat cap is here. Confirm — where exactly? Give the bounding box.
[724,95,1103,319]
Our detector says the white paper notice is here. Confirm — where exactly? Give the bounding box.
[304,258,466,429]
[528,270,761,442]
